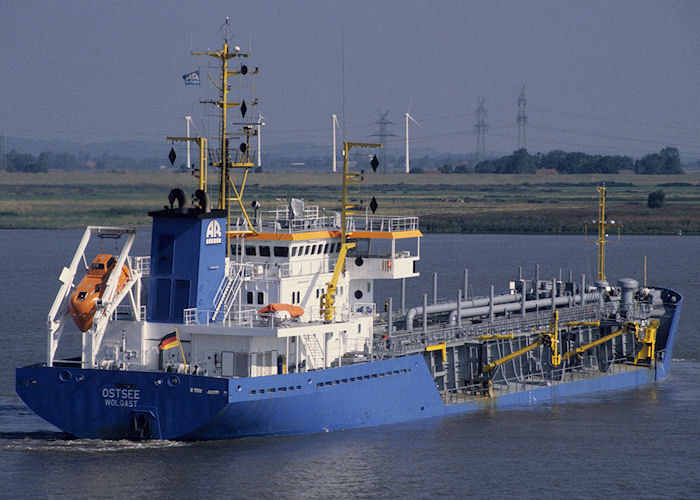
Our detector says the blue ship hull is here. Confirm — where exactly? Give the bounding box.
[16,288,681,441]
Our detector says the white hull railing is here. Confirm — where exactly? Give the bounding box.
[345,211,419,233]
[185,307,259,327]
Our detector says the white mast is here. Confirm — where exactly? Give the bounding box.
[332,114,340,172]
[404,112,421,173]
[257,113,265,168]
[185,116,194,168]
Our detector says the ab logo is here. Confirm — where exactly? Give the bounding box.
[205,220,222,245]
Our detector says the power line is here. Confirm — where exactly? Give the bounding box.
[528,123,700,149]
[534,107,700,134]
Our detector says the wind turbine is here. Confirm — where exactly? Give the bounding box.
[256,113,265,168]
[331,114,341,172]
[404,112,421,173]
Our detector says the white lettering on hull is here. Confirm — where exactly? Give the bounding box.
[102,387,141,408]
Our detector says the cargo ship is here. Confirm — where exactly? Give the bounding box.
[16,26,682,440]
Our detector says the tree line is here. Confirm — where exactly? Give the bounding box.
[465,147,684,175]
[1,145,686,175]
[1,150,159,172]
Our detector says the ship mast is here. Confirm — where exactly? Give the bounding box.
[587,184,620,282]
[189,20,259,253]
[192,36,253,210]
[597,185,607,281]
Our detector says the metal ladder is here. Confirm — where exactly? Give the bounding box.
[212,262,248,322]
[303,334,324,370]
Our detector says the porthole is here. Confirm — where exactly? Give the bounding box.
[354,290,363,299]
[58,371,71,383]
[168,376,180,387]
[75,374,85,382]
[355,257,364,266]
[237,385,242,392]
[154,378,163,386]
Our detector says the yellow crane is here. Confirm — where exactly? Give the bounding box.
[320,141,381,322]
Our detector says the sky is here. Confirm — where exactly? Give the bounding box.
[1,0,699,160]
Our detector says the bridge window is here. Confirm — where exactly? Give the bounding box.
[257,292,265,304]
[274,246,289,257]
[246,291,253,304]
[259,246,271,257]
[245,245,256,256]
[304,246,310,255]
[291,247,298,257]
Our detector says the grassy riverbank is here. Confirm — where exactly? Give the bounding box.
[1,170,699,234]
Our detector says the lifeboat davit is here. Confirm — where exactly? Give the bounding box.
[68,254,130,332]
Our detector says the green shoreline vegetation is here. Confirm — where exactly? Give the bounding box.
[1,171,700,234]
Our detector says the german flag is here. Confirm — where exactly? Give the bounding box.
[158,331,179,350]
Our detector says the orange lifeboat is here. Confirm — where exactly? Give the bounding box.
[68,254,130,332]
[258,303,304,318]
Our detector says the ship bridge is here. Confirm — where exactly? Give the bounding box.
[227,201,421,282]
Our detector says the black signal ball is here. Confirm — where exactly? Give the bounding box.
[371,155,379,172]
[240,65,248,75]
[240,143,247,153]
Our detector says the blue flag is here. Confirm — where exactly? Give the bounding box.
[183,70,200,86]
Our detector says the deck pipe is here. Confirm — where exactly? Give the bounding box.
[404,290,601,332]
[433,273,438,305]
[443,291,601,328]
[405,293,522,332]
[405,273,595,332]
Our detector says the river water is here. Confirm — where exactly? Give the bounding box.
[1,230,698,498]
